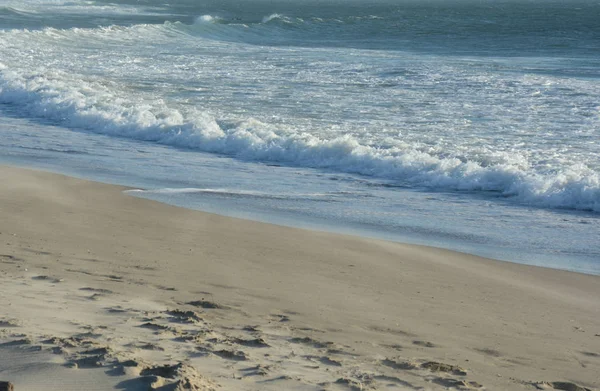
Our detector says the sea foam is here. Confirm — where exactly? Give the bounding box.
[1,63,598,213]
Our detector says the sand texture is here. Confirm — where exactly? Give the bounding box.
[0,165,598,391]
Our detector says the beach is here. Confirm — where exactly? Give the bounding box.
[1,0,600,389]
[0,165,598,391]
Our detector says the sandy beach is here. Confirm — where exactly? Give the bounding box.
[0,165,598,391]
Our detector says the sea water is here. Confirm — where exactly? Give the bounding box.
[1,0,599,274]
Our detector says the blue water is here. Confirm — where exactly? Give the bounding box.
[1,0,599,274]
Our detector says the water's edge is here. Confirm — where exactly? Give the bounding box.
[2,161,598,277]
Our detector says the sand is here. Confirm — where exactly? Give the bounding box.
[0,165,598,391]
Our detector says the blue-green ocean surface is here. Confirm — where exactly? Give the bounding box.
[1,0,599,273]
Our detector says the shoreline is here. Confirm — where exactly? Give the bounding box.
[4,160,599,277]
[1,165,599,391]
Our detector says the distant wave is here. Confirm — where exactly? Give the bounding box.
[0,6,31,16]
[0,6,40,23]
[170,13,381,48]
[194,15,223,24]
[1,63,598,212]
[261,13,285,24]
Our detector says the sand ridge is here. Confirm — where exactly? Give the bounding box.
[0,166,599,390]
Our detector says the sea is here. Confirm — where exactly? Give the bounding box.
[1,0,599,275]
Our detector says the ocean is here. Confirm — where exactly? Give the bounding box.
[1,0,599,274]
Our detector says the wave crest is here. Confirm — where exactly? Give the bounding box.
[194,15,222,24]
[0,63,598,212]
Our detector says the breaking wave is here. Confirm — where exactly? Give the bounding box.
[1,64,598,212]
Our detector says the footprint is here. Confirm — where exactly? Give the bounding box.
[80,287,113,294]
[413,340,436,348]
[534,381,592,391]
[156,285,177,291]
[474,347,501,357]
[305,355,342,367]
[213,349,247,361]
[373,375,414,389]
[68,355,104,369]
[32,275,63,283]
[81,347,111,355]
[135,343,165,351]
[433,378,483,389]
[369,325,414,337]
[140,363,184,378]
[234,337,270,348]
[421,361,467,376]
[384,343,403,351]
[139,322,169,331]
[270,314,290,322]
[0,319,22,327]
[105,306,128,314]
[0,254,25,262]
[332,378,366,391]
[381,358,418,370]
[289,337,334,349]
[0,338,33,347]
[166,309,203,323]
[187,299,224,309]
[327,348,358,357]
[239,365,270,377]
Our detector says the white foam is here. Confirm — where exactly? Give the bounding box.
[1,63,597,212]
[262,14,283,24]
[0,24,598,213]
[195,15,218,24]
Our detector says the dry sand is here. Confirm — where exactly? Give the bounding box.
[0,165,598,391]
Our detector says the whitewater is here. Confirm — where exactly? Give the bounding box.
[1,0,599,274]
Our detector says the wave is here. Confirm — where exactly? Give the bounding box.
[261,13,286,24]
[0,6,42,28]
[1,64,598,213]
[0,6,33,16]
[169,13,387,49]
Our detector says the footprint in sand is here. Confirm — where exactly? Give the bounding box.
[135,342,165,351]
[373,374,415,389]
[421,361,467,376]
[0,318,22,327]
[0,338,33,347]
[80,287,113,294]
[533,381,593,391]
[239,364,271,377]
[166,309,204,323]
[0,254,25,263]
[474,347,502,357]
[187,299,225,309]
[412,340,436,348]
[105,306,129,314]
[289,336,334,349]
[213,349,247,361]
[432,378,483,389]
[304,355,342,367]
[233,337,270,348]
[32,275,63,283]
[381,358,418,370]
[269,314,290,322]
[330,377,368,391]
